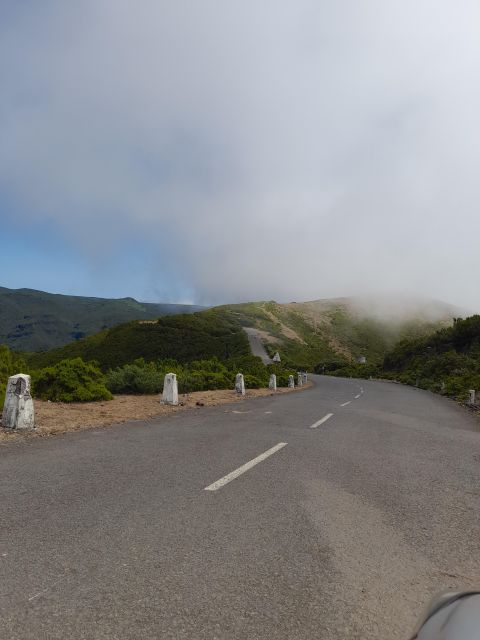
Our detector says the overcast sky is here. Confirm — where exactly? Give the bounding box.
[1,1,479,308]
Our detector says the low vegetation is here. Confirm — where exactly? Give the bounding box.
[314,359,380,379]
[32,358,113,402]
[26,310,250,371]
[105,356,294,395]
[382,315,480,402]
[2,296,474,410]
[217,298,455,370]
[1,340,295,406]
[0,345,27,406]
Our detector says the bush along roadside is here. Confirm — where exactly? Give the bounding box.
[0,344,27,407]
[1,348,298,407]
[381,315,480,403]
[105,356,297,395]
[314,315,480,406]
[314,359,380,380]
[32,358,113,402]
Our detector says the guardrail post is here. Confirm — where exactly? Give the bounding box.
[162,373,179,405]
[235,373,245,395]
[1,374,35,430]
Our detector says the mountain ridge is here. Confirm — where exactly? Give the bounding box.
[22,293,466,372]
[0,286,205,351]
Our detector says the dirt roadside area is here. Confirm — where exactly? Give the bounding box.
[0,383,312,444]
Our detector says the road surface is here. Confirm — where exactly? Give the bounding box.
[1,376,479,639]
[243,327,272,364]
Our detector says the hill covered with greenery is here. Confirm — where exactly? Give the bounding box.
[26,310,250,371]
[24,295,460,373]
[0,286,205,352]
[217,297,459,370]
[382,315,480,401]
[2,295,472,407]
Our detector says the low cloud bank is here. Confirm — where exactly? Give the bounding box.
[1,1,479,308]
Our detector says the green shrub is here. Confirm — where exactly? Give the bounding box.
[0,344,27,407]
[106,361,164,394]
[381,315,480,402]
[103,355,297,394]
[26,310,251,371]
[178,370,232,393]
[244,374,265,389]
[33,358,112,402]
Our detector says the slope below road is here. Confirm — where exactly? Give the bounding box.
[1,377,479,639]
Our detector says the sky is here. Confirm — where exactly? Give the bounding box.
[1,1,479,308]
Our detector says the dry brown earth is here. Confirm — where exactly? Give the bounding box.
[0,383,311,444]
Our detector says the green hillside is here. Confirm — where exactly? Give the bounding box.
[217,297,458,369]
[26,310,250,371]
[0,287,205,351]
[24,296,459,374]
[383,315,480,400]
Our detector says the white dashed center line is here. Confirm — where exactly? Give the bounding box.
[340,401,351,407]
[355,394,361,399]
[309,413,334,429]
[204,442,288,491]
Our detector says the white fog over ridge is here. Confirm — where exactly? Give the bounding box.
[1,1,479,308]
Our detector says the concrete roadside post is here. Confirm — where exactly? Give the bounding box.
[1,373,35,430]
[162,373,179,406]
[288,375,295,388]
[302,372,308,384]
[468,389,476,405]
[269,374,277,391]
[297,372,303,387]
[235,373,245,396]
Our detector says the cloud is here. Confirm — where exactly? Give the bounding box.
[1,0,480,306]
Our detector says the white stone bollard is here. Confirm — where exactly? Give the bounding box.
[297,372,303,387]
[2,374,35,430]
[468,389,476,405]
[288,375,295,388]
[269,374,277,391]
[235,373,245,395]
[162,373,179,405]
[302,372,308,384]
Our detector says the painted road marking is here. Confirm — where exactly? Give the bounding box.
[204,443,288,491]
[310,413,334,429]
[340,401,351,406]
[355,394,361,399]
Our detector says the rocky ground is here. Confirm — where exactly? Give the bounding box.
[0,384,311,444]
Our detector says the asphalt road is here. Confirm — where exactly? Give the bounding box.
[1,376,480,639]
[243,328,272,364]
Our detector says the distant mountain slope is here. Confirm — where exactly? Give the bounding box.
[0,287,205,351]
[217,296,464,369]
[24,294,464,372]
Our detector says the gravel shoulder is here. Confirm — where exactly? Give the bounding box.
[0,383,312,444]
